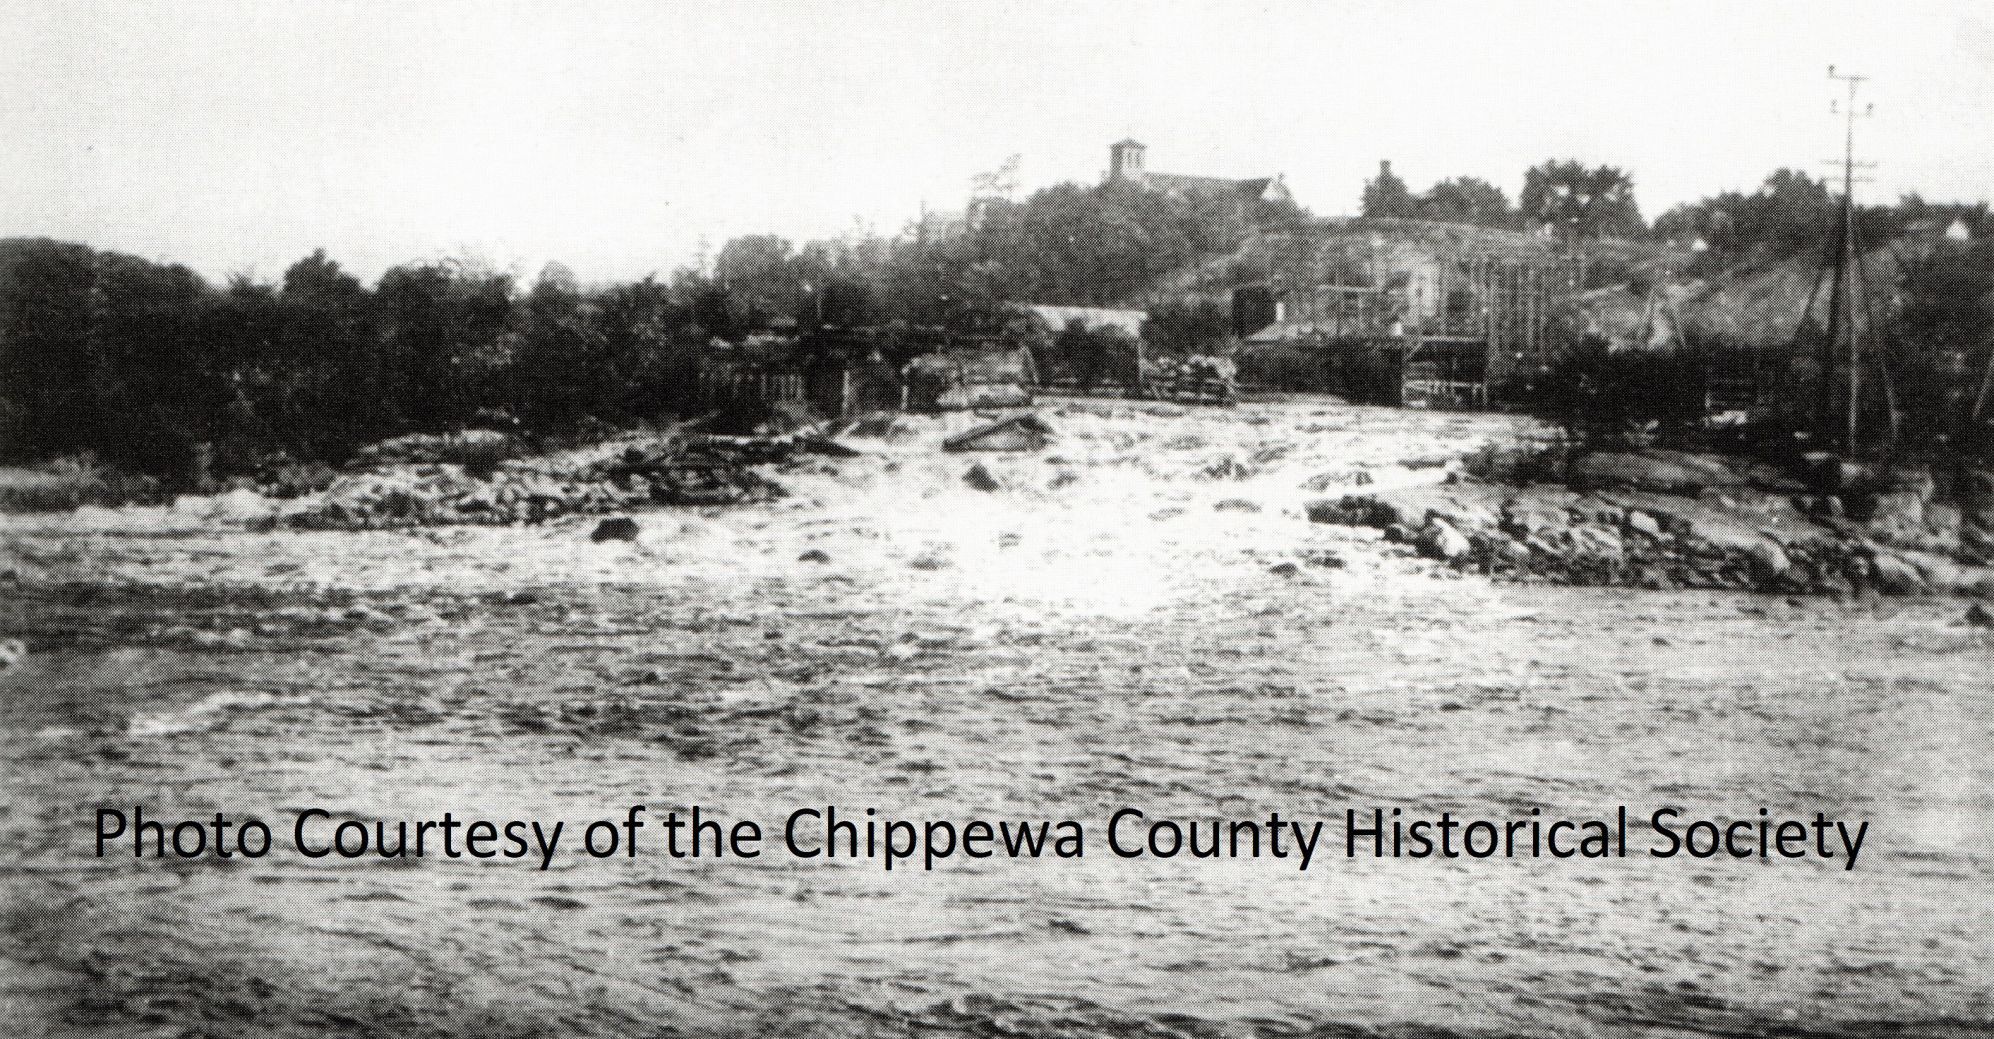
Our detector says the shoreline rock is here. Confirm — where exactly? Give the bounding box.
[1311,448,1994,598]
[286,436,792,531]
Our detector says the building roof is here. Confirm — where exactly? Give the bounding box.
[1017,304,1149,338]
[1142,172,1287,203]
[1243,321,1392,345]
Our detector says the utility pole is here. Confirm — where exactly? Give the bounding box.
[1819,65,1876,452]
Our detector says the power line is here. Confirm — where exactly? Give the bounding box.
[1801,65,1882,452]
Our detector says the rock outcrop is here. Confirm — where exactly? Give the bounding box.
[1310,448,1994,598]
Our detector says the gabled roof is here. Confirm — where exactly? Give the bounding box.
[1143,172,1274,201]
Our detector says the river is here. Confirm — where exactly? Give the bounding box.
[3,397,1990,1037]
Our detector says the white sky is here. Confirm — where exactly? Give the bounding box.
[4,0,1991,285]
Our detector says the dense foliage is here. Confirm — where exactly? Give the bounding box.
[0,178,1292,483]
[1359,159,1640,239]
[0,239,714,482]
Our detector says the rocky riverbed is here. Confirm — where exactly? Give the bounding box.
[3,397,1991,1039]
[1310,446,1994,599]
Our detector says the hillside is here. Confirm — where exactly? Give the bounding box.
[1144,217,1683,305]
[1571,243,1929,351]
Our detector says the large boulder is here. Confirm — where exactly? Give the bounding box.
[590,517,640,542]
[1567,451,1746,495]
[1501,498,1569,537]
[1305,485,1507,534]
[1858,489,1927,535]
[1870,553,1930,596]
[1743,539,1792,577]
[962,463,1001,492]
[1417,519,1472,561]
[1624,510,1663,538]
[1566,523,1625,559]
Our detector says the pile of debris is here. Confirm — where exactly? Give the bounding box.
[288,434,806,531]
[1143,354,1237,405]
[1310,448,1994,598]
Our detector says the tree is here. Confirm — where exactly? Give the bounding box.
[1520,160,1643,240]
[510,265,601,426]
[714,234,798,327]
[1361,161,1417,219]
[1654,169,1830,256]
[87,254,217,473]
[1142,299,1233,356]
[0,239,101,459]
[1418,177,1515,228]
[231,249,379,459]
[373,261,513,431]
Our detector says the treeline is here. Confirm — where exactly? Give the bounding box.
[1361,159,1993,263]
[0,178,1281,482]
[0,239,713,481]
[1654,171,1991,266]
[1359,159,1645,240]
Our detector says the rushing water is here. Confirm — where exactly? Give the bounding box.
[3,398,1991,1038]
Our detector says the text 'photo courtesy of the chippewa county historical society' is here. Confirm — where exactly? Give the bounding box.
[5,2,1994,1037]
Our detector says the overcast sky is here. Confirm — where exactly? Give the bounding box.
[4,0,1991,285]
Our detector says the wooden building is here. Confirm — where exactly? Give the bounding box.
[1234,219,1582,406]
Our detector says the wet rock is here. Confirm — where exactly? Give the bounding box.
[1214,498,1261,513]
[797,549,831,563]
[1744,539,1792,577]
[1306,497,1375,526]
[1426,500,1503,536]
[591,517,640,542]
[1924,502,1962,540]
[1854,488,1924,527]
[1567,524,1624,559]
[1502,499,1567,537]
[1870,553,1929,596]
[1962,524,1994,566]
[962,464,1001,492]
[1567,451,1742,494]
[1268,561,1301,578]
[1966,603,1994,628]
[1418,519,1472,561]
[942,414,1052,453]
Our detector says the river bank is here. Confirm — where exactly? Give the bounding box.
[1309,444,1994,599]
[4,396,1991,1038]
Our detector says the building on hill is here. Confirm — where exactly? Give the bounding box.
[1229,218,1582,407]
[1106,139,1292,208]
